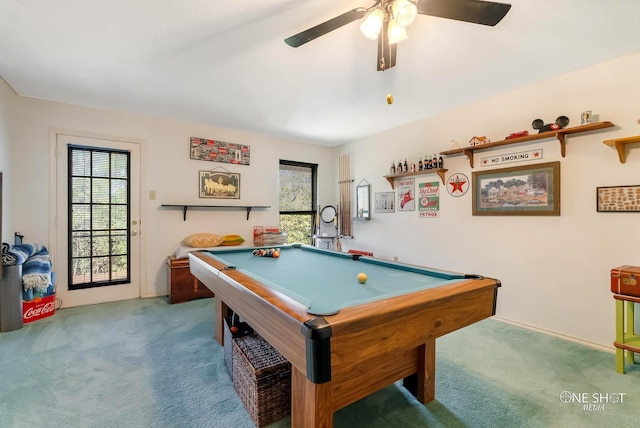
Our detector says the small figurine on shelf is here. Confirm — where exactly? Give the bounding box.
[469,136,489,146]
[532,116,569,133]
[450,140,460,149]
[505,130,529,139]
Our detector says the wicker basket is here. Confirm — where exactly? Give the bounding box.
[232,334,291,427]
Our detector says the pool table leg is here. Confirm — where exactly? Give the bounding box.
[402,338,436,403]
[420,338,436,403]
[291,366,333,428]
[214,298,228,346]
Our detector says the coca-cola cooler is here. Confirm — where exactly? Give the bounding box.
[0,264,23,332]
[22,272,56,324]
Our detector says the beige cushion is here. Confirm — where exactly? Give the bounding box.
[181,233,224,248]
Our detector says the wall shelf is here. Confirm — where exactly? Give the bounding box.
[602,135,640,164]
[384,169,448,189]
[440,121,615,168]
[161,204,270,221]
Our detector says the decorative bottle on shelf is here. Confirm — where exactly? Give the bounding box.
[390,162,396,174]
[418,157,423,171]
[425,156,431,170]
[397,160,403,173]
[403,158,408,172]
[438,154,444,169]
[432,154,438,169]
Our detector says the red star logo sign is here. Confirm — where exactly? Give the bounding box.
[450,177,467,193]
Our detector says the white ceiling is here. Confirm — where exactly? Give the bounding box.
[1,1,639,146]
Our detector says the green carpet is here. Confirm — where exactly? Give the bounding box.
[1,297,639,427]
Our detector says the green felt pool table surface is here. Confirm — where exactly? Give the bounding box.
[204,244,468,315]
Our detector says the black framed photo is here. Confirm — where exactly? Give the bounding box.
[597,185,640,212]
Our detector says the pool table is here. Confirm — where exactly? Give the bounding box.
[189,244,500,428]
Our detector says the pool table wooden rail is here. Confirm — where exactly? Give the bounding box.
[190,251,311,366]
[189,250,500,428]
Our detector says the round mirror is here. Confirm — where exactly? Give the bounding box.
[320,205,337,223]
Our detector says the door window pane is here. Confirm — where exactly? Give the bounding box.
[68,145,131,289]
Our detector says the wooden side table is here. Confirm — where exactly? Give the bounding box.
[613,294,640,373]
[166,255,214,304]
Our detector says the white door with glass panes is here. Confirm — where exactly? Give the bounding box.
[54,133,141,307]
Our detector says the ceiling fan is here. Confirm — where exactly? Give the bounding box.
[284,0,511,71]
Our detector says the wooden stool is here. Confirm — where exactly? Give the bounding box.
[613,294,640,373]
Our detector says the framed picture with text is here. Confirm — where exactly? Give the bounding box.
[374,192,395,213]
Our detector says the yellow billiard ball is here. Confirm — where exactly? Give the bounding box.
[357,272,367,284]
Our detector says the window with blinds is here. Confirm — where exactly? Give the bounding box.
[68,146,130,289]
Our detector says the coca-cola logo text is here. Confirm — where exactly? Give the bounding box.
[24,302,55,319]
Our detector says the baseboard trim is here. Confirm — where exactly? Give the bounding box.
[492,316,614,354]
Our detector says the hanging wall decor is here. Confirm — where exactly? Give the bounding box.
[190,137,250,165]
[375,192,395,213]
[418,181,440,218]
[396,178,415,212]
[472,161,560,216]
[199,169,240,199]
[446,173,470,197]
[597,185,640,212]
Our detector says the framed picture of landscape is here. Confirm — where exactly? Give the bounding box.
[472,161,560,216]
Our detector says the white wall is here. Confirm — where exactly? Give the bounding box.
[7,95,335,300]
[0,78,17,243]
[337,51,640,349]
[4,51,639,350]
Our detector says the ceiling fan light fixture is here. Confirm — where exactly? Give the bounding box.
[360,8,384,40]
[387,18,408,44]
[391,0,417,27]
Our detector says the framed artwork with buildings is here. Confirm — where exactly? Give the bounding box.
[472,161,560,216]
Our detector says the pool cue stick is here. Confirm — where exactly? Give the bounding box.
[340,154,344,237]
[343,153,351,237]
[313,203,319,246]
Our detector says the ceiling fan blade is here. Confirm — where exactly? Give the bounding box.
[284,8,368,48]
[417,0,511,26]
[377,19,397,71]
